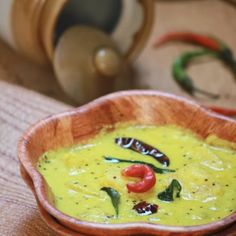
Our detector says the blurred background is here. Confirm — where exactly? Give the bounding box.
[0,0,235,108]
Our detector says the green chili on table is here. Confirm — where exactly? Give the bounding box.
[172,50,220,98]
[154,31,236,98]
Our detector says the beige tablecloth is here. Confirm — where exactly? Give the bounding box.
[0,81,71,236]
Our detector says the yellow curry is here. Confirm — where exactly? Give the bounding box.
[37,125,236,226]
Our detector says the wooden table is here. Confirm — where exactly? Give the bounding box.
[0,1,236,235]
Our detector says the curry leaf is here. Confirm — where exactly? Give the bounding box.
[101,187,120,217]
[157,179,182,202]
[104,156,175,174]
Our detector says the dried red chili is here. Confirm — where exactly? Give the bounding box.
[115,137,170,166]
[133,201,158,215]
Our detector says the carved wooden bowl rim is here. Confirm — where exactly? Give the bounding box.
[18,90,236,236]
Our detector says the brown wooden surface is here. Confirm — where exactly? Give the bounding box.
[0,0,236,235]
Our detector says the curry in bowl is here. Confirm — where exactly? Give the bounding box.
[37,123,236,226]
[18,90,236,235]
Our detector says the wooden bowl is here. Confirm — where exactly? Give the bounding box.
[19,164,85,236]
[18,90,236,236]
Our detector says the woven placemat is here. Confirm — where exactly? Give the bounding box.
[0,81,71,236]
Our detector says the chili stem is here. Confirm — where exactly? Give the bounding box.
[194,88,220,99]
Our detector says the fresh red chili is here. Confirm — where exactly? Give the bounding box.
[153,32,221,51]
[207,106,236,117]
[122,164,156,193]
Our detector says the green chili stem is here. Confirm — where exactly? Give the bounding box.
[193,87,220,99]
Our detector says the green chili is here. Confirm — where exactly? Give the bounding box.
[155,31,236,97]
[172,50,220,98]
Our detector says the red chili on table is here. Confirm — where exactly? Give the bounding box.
[208,106,236,117]
[153,32,222,51]
[122,164,156,193]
